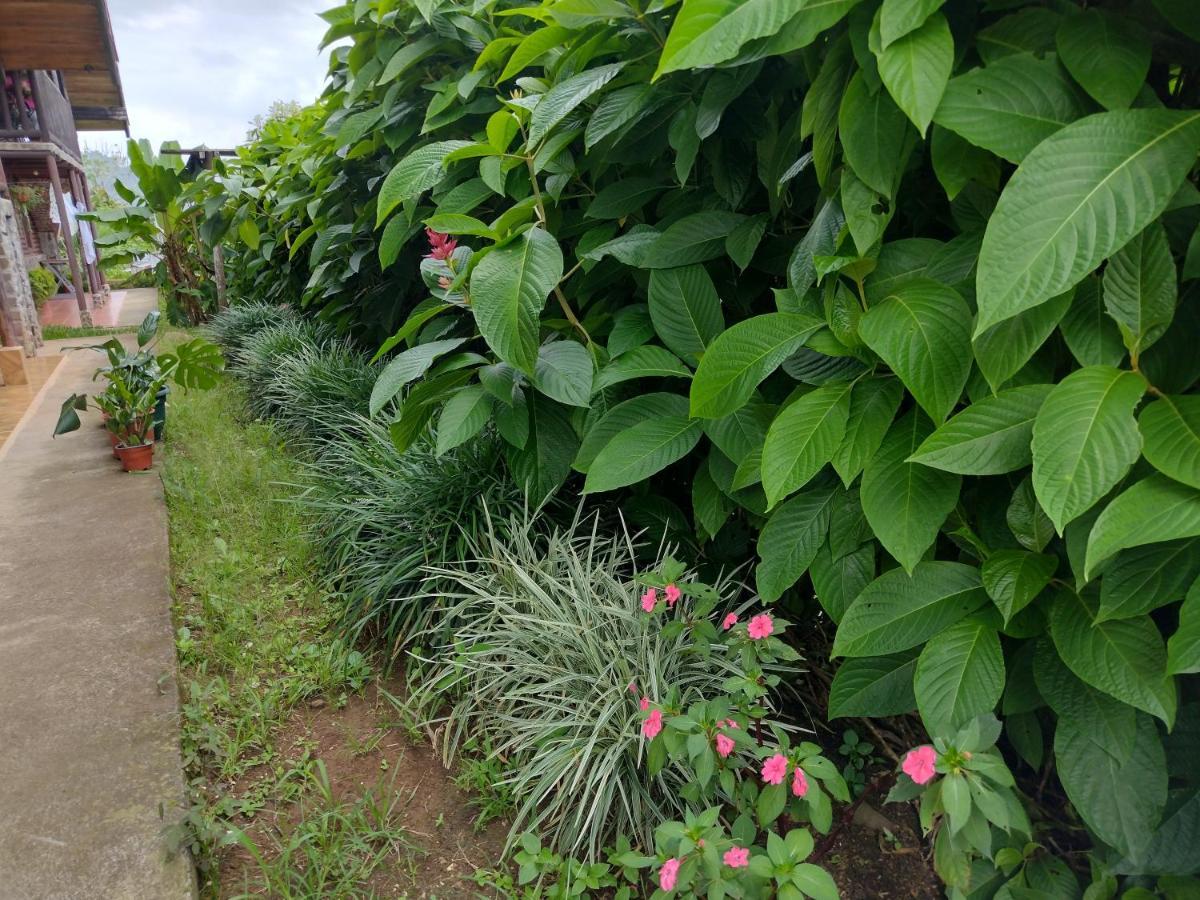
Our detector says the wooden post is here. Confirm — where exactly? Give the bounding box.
[46,154,90,325]
[0,61,13,132]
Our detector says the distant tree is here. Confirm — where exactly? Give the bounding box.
[246,100,303,141]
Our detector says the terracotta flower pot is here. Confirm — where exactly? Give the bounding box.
[115,441,154,472]
[108,430,120,459]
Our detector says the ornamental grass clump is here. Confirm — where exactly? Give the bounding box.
[408,516,801,859]
[205,301,297,368]
[262,340,378,444]
[238,319,337,421]
[292,419,523,649]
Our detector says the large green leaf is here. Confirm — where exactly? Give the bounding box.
[574,393,689,473]
[838,70,911,196]
[1031,366,1146,533]
[1098,538,1200,623]
[914,619,1005,731]
[470,227,563,375]
[1085,474,1200,579]
[690,313,823,419]
[756,485,837,602]
[584,416,703,493]
[1103,221,1177,360]
[528,63,625,145]
[878,0,945,49]
[532,341,593,407]
[981,550,1057,625]
[705,398,775,466]
[435,385,493,456]
[833,561,988,657]
[1139,395,1200,489]
[643,211,747,268]
[1034,638,1135,749]
[976,109,1200,334]
[1167,577,1200,675]
[762,383,853,507]
[831,376,904,486]
[498,25,572,81]
[972,289,1072,392]
[861,410,961,572]
[1056,9,1150,111]
[507,395,578,503]
[874,10,953,136]
[1049,589,1176,726]
[909,384,1052,475]
[828,652,918,719]
[934,53,1088,165]
[1060,275,1126,368]
[369,337,468,416]
[593,345,691,392]
[376,140,472,224]
[1055,713,1167,860]
[1007,476,1054,553]
[647,264,725,365]
[859,278,972,424]
[655,0,858,78]
[811,542,875,623]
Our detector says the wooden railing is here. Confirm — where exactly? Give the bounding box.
[0,68,80,159]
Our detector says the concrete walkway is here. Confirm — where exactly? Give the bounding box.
[0,340,194,898]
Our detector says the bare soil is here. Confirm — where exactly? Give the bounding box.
[217,682,508,898]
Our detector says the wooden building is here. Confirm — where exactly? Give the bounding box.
[0,0,128,343]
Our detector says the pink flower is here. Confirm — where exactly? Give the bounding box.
[761,752,788,785]
[722,613,738,630]
[723,846,750,868]
[748,613,774,640]
[639,696,651,711]
[715,733,735,758]
[659,857,681,892]
[424,228,458,260]
[437,275,451,289]
[902,745,937,785]
[627,681,637,693]
[642,708,663,740]
[641,588,658,612]
[665,583,681,606]
[792,766,809,798]
[723,719,738,729]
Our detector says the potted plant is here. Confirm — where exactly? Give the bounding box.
[54,310,224,470]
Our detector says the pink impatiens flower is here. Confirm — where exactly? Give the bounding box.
[659,857,681,892]
[723,846,750,869]
[748,613,774,640]
[642,708,663,740]
[715,732,735,758]
[761,752,788,785]
[665,583,682,606]
[723,719,738,729]
[641,588,658,613]
[902,745,937,785]
[627,681,637,693]
[792,765,809,798]
[721,613,738,630]
[424,227,458,260]
[639,696,651,711]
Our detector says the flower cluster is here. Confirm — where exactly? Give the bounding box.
[424,227,458,260]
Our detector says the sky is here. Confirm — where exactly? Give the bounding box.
[82,0,333,155]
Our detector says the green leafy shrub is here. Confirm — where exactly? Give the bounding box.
[206,302,298,368]
[28,267,57,306]
[210,0,1200,892]
[293,420,524,647]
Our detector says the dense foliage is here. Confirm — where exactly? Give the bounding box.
[205,0,1200,895]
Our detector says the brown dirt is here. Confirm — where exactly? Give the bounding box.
[215,681,508,898]
[820,800,941,900]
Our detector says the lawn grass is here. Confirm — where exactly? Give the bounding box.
[161,377,387,893]
[41,323,134,340]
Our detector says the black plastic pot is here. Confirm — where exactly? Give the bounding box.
[153,386,168,442]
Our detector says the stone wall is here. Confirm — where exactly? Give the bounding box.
[0,198,42,354]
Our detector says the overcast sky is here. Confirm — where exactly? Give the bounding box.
[82,0,332,154]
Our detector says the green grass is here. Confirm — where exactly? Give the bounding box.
[162,377,378,890]
[41,323,134,340]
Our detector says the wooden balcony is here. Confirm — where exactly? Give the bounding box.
[1,68,80,161]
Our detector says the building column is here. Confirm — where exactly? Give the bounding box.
[46,154,89,325]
